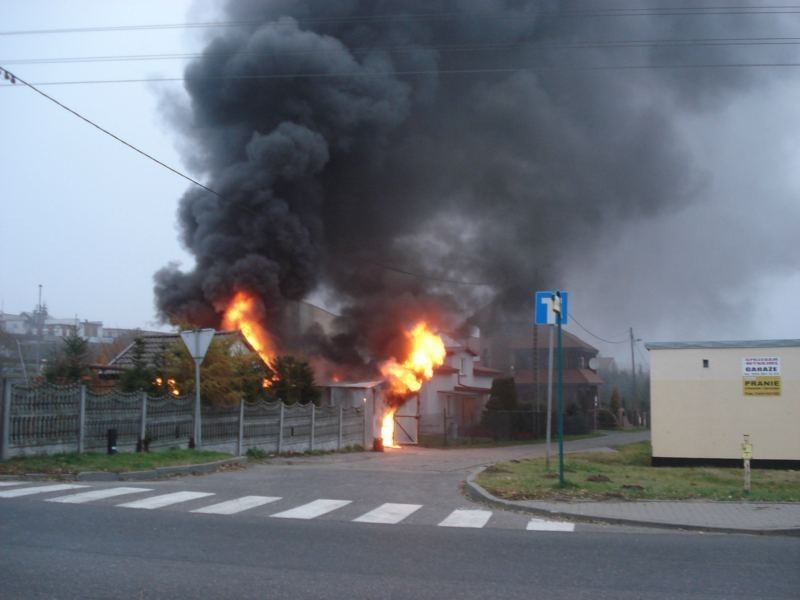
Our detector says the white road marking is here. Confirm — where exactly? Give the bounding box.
[117,491,214,510]
[191,496,281,515]
[47,487,153,504]
[0,484,88,498]
[526,518,575,532]
[271,499,352,520]
[353,503,423,524]
[0,482,26,487]
[438,509,492,528]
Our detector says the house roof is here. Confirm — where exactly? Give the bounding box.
[323,380,384,389]
[507,329,598,352]
[473,366,502,376]
[451,384,492,394]
[513,368,603,386]
[646,339,800,350]
[108,330,250,369]
[434,365,460,375]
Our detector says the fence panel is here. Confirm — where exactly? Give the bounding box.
[281,403,312,452]
[84,390,142,452]
[145,396,194,450]
[1,381,367,457]
[341,407,365,447]
[10,382,80,451]
[242,400,281,451]
[202,404,239,445]
[313,406,340,450]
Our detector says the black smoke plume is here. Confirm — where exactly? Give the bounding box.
[155,1,796,369]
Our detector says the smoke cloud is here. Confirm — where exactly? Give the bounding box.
[155,1,800,368]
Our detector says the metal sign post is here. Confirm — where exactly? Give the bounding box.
[535,291,568,474]
[552,291,565,485]
[180,329,216,447]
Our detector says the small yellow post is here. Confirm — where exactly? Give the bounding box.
[741,434,753,493]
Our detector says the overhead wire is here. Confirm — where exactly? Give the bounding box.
[6,35,800,65]
[566,312,629,344]
[0,66,221,198]
[0,64,496,288]
[5,60,800,88]
[4,6,800,36]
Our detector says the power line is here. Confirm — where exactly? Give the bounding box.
[3,6,800,35]
[6,34,800,65]
[5,60,800,88]
[359,258,494,286]
[567,313,629,344]
[0,66,222,199]
[0,65,495,288]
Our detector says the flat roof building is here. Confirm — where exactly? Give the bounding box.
[646,339,800,468]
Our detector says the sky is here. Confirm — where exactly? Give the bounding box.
[1,1,800,367]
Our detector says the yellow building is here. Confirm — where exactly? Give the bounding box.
[646,340,800,468]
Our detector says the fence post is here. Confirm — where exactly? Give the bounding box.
[277,403,284,454]
[237,399,245,457]
[1,379,11,460]
[310,403,315,451]
[77,385,87,454]
[338,405,343,450]
[139,392,147,452]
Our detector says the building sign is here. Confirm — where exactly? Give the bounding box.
[742,357,781,396]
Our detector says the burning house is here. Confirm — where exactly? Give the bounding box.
[323,327,499,447]
[147,2,723,439]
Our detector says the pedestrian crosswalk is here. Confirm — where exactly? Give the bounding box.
[0,481,575,532]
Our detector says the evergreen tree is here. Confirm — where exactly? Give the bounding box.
[44,334,89,384]
[119,337,156,393]
[485,377,518,411]
[266,355,320,405]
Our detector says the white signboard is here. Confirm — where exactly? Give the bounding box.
[180,328,216,363]
[742,357,781,396]
[741,357,780,376]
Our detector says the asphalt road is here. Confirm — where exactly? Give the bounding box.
[2,432,797,599]
[2,499,798,600]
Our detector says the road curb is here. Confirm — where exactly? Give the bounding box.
[464,466,800,537]
[0,457,249,482]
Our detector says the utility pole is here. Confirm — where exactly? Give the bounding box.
[629,327,637,412]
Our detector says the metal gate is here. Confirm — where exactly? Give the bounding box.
[393,395,419,445]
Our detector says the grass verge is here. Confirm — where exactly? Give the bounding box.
[475,442,800,502]
[0,449,233,475]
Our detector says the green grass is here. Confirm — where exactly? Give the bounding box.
[418,432,604,449]
[475,442,800,502]
[0,449,233,475]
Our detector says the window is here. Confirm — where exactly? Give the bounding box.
[702,359,709,368]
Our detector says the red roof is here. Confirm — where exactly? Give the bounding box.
[513,368,603,386]
[506,329,598,352]
[473,366,502,376]
[453,384,492,394]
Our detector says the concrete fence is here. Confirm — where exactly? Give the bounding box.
[0,379,365,459]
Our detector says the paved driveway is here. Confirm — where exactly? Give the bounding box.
[261,429,651,474]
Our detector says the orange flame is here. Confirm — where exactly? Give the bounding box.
[379,322,446,396]
[222,291,277,388]
[381,408,400,449]
[222,291,275,365]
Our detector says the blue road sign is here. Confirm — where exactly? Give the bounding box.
[535,291,568,325]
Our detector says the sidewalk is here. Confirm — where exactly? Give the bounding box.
[466,470,800,536]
